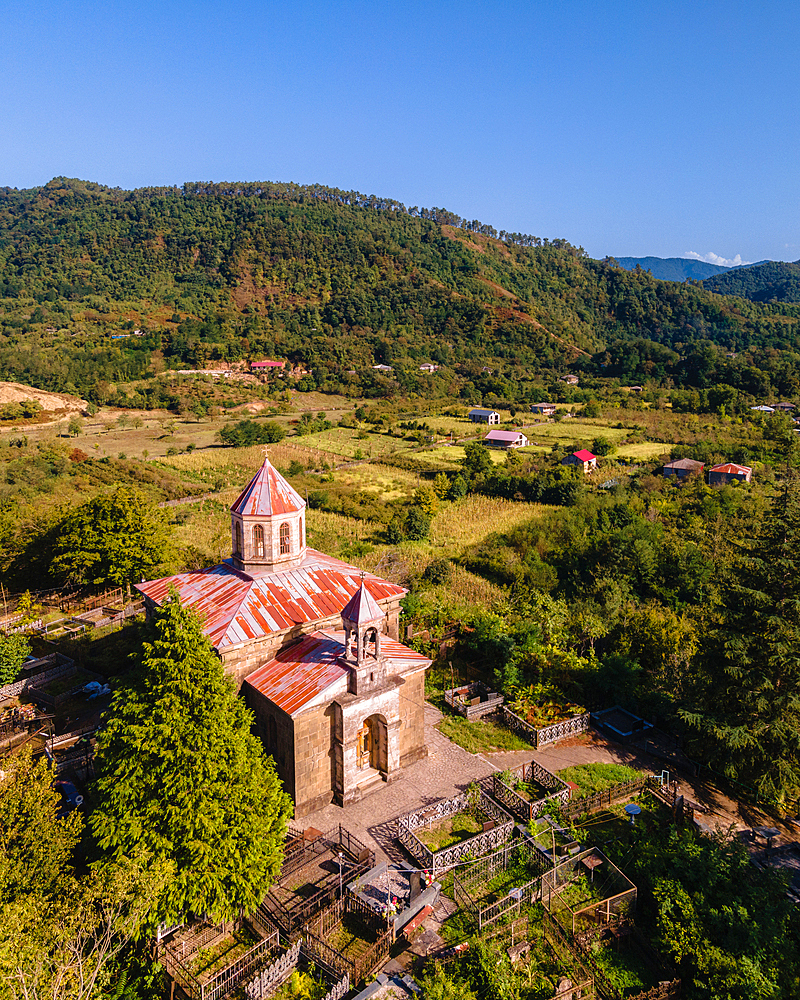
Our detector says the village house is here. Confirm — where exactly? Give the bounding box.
[750,405,775,414]
[772,402,796,412]
[419,363,440,373]
[662,458,704,480]
[708,462,752,485]
[531,403,556,416]
[560,375,579,386]
[137,457,430,818]
[561,449,597,473]
[483,429,529,449]
[251,359,286,371]
[372,364,393,372]
[468,408,501,424]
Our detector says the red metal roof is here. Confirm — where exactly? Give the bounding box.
[244,629,430,715]
[135,550,407,650]
[341,581,384,624]
[572,450,596,462]
[230,458,305,517]
[709,463,752,475]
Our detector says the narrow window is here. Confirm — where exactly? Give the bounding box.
[280,522,291,555]
[298,516,303,549]
[234,521,242,557]
[253,524,265,558]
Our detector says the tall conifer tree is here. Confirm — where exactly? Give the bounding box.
[683,478,800,802]
[91,594,292,929]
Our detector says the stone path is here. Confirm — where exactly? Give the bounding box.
[301,706,799,861]
[301,703,495,861]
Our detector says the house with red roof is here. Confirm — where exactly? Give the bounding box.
[561,449,597,473]
[137,456,430,817]
[708,462,752,485]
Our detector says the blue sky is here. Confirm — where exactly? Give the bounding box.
[2,1,798,262]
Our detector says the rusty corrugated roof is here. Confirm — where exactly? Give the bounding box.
[244,629,430,716]
[709,463,752,475]
[136,550,406,650]
[341,581,385,625]
[230,457,305,517]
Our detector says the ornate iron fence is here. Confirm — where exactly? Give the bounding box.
[444,682,504,720]
[397,791,514,876]
[302,896,392,985]
[453,840,548,929]
[501,706,590,748]
[492,760,571,822]
[244,940,301,999]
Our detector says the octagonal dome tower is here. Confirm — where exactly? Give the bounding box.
[230,456,306,573]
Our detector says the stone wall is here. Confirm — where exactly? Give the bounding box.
[293,704,336,817]
[398,668,427,766]
[245,688,297,800]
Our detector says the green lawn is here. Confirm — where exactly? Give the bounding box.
[416,811,484,851]
[557,763,647,796]
[437,714,533,753]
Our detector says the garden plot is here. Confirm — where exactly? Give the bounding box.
[397,790,514,876]
[542,849,636,936]
[453,841,547,930]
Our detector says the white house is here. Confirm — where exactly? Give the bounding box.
[561,449,597,473]
[483,429,529,449]
[531,403,556,416]
[468,408,501,424]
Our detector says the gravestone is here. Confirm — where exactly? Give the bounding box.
[409,870,422,901]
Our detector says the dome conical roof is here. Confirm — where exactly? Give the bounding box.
[230,456,305,517]
[341,580,384,625]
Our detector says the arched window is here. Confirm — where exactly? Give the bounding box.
[279,522,291,555]
[234,521,243,557]
[253,524,265,558]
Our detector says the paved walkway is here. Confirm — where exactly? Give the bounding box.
[300,706,799,860]
[301,704,496,861]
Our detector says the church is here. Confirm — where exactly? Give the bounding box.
[137,456,431,817]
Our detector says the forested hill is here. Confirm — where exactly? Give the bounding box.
[702,258,800,303]
[612,256,734,281]
[1,176,800,401]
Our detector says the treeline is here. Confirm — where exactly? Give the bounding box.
[3,178,800,401]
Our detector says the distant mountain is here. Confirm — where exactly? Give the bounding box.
[701,259,800,303]
[610,257,738,281]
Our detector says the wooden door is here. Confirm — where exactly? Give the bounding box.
[357,720,372,769]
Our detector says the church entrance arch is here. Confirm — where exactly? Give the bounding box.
[357,714,388,773]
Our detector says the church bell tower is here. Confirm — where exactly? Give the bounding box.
[229,455,307,574]
[340,579,388,695]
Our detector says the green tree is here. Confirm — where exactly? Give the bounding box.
[404,507,431,540]
[67,416,82,437]
[447,475,467,500]
[0,634,31,686]
[0,747,167,1000]
[0,748,82,904]
[90,594,292,930]
[49,487,170,589]
[460,441,492,482]
[682,478,800,802]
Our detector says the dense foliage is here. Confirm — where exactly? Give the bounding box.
[3,178,800,406]
[703,259,800,303]
[90,594,292,930]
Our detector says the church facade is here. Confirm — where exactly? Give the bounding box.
[137,457,430,817]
